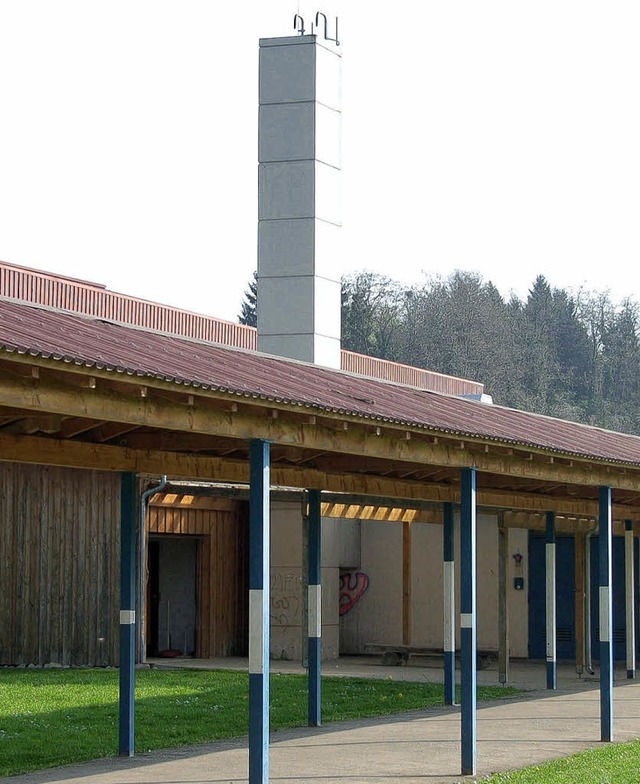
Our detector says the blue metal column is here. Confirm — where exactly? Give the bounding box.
[545,511,557,690]
[119,471,136,757]
[599,485,613,742]
[443,501,456,706]
[460,468,477,776]
[307,489,322,726]
[625,520,635,679]
[249,440,271,783]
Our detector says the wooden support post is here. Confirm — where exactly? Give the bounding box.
[599,486,613,742]
[625,520,635,679]
[575,533,586,676]
[460,468,477,777]
[443,502,455,706]
[249,439,271,784]
[307,489,322,726]
[498,518,509,685]
[119,471,137,757]
[403,520,412,646]
[546,511,557,690]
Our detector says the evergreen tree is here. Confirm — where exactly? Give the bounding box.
[600,299,640,431]
[341,272,403,359]
[238,271,258,327]
[575,290,612,425]
[237,267,640,435]
[549,288,591,408]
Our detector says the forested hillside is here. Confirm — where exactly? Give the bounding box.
[240,270,640,434]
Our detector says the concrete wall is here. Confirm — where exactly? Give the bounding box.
[411,522,445,649]
[339,513,529,658]
[270,501,304,661]
[507,527,529,658]
[269,501,348,661]
[269,502,530,662]
[339,520,402,652]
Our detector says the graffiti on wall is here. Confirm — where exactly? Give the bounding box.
[339,571,369,616]
[270,571,301,626]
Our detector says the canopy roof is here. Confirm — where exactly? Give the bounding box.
[1,297,640,523]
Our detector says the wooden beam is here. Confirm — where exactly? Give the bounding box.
[0,432,246,481]
[121,432,242,452]
[2,432,640,519]
[0,367,639,492]
[0,432,451,499]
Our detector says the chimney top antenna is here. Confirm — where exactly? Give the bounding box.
[293,13,306,35]
[315,11,340,45]
[292,11,340,45]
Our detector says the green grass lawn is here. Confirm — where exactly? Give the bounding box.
[483,740,640,783]
[0,667,517,777]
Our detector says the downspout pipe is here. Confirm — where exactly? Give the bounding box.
[138,475,168,663]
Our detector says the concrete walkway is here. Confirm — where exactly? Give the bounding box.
[9,658,640,784]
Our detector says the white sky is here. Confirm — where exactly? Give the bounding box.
[0,2,638,322]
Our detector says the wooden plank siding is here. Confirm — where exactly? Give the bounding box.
[0,463,120,666]
[147,500,248,657]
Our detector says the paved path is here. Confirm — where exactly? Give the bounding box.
[8,660,640,784]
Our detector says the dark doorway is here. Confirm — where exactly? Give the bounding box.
[589,535,632,662]
[528,532,636,662]
[528,533,576,660]
[146,536,198,657]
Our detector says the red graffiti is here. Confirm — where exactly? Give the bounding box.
[339,571,369,616]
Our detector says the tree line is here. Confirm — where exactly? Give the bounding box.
[239,270,640,434]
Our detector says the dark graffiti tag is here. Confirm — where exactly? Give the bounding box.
[270,571,301,626]
[339,571,369,616]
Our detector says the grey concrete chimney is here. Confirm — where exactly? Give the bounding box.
[257,33,342,368]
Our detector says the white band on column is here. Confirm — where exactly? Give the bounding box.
[249,589,265,673]
[120,610,135,625]
[626,530,635,667]
[444,561,455,651]
[599,586,610,642]
[308,584,322,638]
[545,543,556,659]
[461,613,473,629]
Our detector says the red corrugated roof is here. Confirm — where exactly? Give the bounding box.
[0,259,484,396]
[1,297,640,466]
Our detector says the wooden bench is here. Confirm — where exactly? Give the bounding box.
[365,643,496,670]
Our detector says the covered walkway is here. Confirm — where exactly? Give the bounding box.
[9,660,640,784]
[3,297,640,779]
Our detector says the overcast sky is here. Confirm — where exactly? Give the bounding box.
[1,2,638,322]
